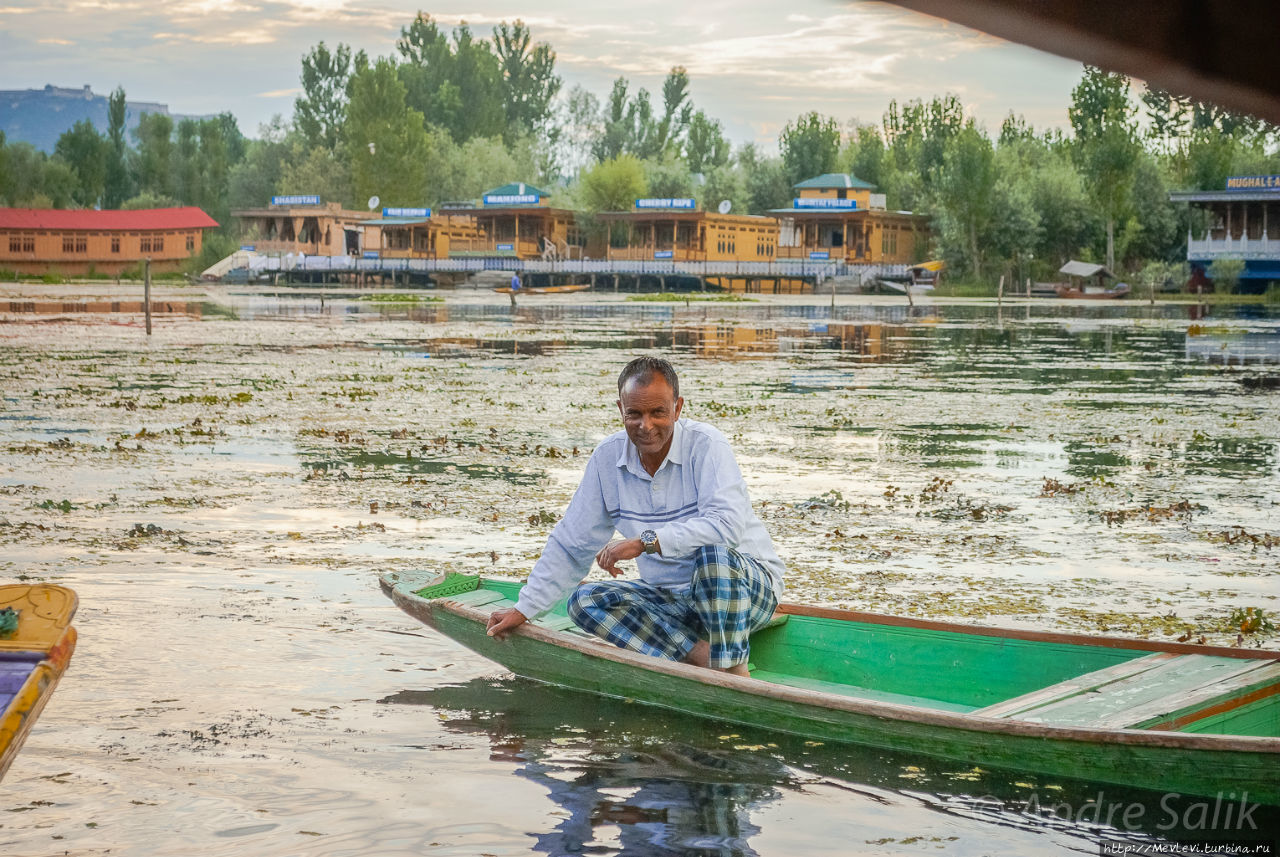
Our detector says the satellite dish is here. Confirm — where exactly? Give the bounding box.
[717,200,732,215]
[367,195,380,211]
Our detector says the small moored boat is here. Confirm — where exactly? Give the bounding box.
[0,584,78,782]
[381,570,1280,803]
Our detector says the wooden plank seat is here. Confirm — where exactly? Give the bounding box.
[973,653,1280,730]
[749,670,976,713]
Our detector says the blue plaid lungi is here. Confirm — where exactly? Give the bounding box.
[567,545,778,669]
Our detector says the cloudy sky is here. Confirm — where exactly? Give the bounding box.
[0,0,1086,146]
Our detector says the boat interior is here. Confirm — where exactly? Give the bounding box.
[440,578,1280,739]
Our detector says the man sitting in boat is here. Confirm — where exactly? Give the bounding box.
[486,356,785,677]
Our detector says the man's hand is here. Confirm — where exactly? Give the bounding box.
[595,537,645,577]
[486,607,528,640]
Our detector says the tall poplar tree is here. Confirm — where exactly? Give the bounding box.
[1069,66,1141,272]
[103,86,132,208]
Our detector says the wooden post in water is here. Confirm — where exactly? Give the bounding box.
[144,258,152,336]
[1026,277,1031,297]
[997,274,1005,307]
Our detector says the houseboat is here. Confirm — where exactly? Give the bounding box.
[769,173,928,265]
[231,196,378,257]
[1170,175,1280,291]
[441,183,585,261]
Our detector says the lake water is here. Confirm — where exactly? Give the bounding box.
[1,287,1277,856]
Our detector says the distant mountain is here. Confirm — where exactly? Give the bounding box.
[0,84,213,153]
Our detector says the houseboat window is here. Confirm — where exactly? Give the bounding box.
[837,189,848,200]
[22,235,34,253]
[1269,203,1280,240]
[1246,203,1264,240]
[62,236,75,253]
[185,234,195,251]
[111,236,121,253]
[8,236,20,253]
[325,227,332,246]
[1229,204,1244,240]
[1209,205,1226,240]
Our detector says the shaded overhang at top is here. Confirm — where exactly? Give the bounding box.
[876,0,1280,124]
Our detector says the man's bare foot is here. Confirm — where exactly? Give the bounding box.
[683,641,750,676]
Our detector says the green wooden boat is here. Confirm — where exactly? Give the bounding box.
[381,570,1280,804]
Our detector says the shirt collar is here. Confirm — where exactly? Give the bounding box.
[616,418,687,476]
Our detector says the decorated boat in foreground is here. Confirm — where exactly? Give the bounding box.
[0,584,78,782]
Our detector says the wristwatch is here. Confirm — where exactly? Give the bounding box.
[640,529,659,554]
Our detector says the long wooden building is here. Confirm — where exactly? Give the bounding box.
[0,207,218,276]
[770,173,928,265]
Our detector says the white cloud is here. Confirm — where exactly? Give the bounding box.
[0,0,1084,146]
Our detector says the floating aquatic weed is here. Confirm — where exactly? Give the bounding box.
[1039,477,1082,497]
[1097,500,1204,526]
[1229,607,1276,635]
[527,510,558,526]
[36,499,74,513]
[793,489,850,511]
[1202,527,1278,550]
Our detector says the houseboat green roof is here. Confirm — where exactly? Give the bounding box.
[483,182,549,198]
[793,173,877,191]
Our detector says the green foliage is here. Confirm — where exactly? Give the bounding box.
[933,122,998,277]
[397,14,505,143]
[685,110,729,175]
[493,20,562,143]
[644,157,694,198]
[579,155,646,215]
[1207,256,1246,293]
[121,191,182,210]
[295,41,353,152]
[1069,67,1142,271]
[276,142,352,209]
[343,58,431,207]
[55,119,108,206]
[780,111,840,184]
[132,112,174,199]
[103,86,132,208]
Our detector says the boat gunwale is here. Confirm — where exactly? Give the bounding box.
[381,572,1280,756]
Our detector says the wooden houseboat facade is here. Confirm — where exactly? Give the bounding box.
[0,207,218,275]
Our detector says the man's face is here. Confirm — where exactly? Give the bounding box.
[618,375,684,460]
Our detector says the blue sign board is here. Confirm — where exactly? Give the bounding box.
[636,198,696,210]
[239,244,255,252]
[383,207,431,218]
[654,250,674,259]
[793,198,857,210]
[362,250,380,259]
[272,195,321,206]
[496,243,515,251]
[809,250,830,260]
[484,194,540,206]
[1225,175,1280,191]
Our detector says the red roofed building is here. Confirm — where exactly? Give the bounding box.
[0,207,219,276]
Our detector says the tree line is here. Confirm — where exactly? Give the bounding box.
[1,12,1277,283]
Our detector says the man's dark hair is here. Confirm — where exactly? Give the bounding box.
[618,356,679,399]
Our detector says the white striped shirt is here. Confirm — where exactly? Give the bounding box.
[514,418,785,619]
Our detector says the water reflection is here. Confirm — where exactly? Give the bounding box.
[380,678,1280,854]
[1186,328,1280,364]
[385,679,782,856]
